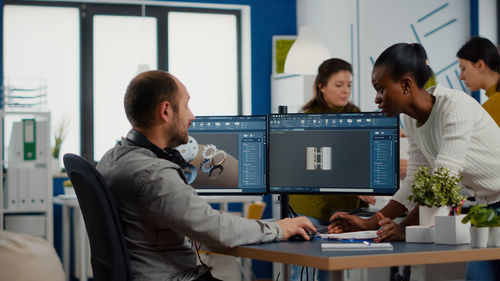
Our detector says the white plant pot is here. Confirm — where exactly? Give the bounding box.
[470,227,489,248]
[434,215,470,244]
[419,206,450,226]
[51,157,62,175]
[488,227,500,247]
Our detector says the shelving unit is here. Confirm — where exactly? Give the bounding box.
[0,109,53,243]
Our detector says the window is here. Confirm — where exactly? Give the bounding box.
[3,5,80,166]
[93,15,158,160]
[168,11,239,116]
[3,1,244,162]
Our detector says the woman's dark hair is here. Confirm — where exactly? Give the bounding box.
[374,43,432,89]
[457,36,500,73]
[302,58,353,112]
[124,70,178,128]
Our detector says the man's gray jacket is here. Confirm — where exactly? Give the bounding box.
[97,137,283,281]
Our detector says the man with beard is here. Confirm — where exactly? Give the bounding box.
[97,70,315,281]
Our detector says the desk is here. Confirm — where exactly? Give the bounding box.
[207,239,500,281]
[53,196,87,281]
[53,194,263,281]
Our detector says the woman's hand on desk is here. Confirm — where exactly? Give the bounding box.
[277,217,316,241]
[328,212,369,233]
[374,212,405,242]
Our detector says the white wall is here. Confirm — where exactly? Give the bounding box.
[296,0,496,111]
[479,0,498,44]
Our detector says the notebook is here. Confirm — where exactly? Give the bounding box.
[317,230,378,240]
[321,242,393,251]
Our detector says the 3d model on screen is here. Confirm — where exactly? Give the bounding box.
[175,135,238,188]
[200,144,227,177]
[175,135,199,184]
[306,146,332,171]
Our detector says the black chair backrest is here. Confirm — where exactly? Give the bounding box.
[63,153,132,281]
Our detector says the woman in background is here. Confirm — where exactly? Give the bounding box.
[457,36,500,126]
[290,58,374,281]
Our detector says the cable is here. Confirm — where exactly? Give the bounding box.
[193,241,207,267]
[288,205,298,217]
[300,266,305,281]
[275,271,280,281]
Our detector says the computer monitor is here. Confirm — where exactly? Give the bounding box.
[177,115,267,195]
[268,112,399,195]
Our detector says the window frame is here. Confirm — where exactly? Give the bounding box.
[3,0,243,162]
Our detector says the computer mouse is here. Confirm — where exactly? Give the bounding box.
[288,232,314,241]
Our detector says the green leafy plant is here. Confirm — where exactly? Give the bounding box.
[462,204,500,227]
[407,166,465,208]
[52,117,70,159]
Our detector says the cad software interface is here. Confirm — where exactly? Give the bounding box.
[178,116,267,194]
[268,113,399,194]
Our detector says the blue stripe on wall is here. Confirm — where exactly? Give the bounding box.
[435,61,458,76]
[410,24,422,45]
[418,3,449,22]
[423,18,457,37]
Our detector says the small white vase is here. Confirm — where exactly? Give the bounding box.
[488,227,500,247]
[470,227,489,248]
[419,206,450,226]
[51,157,62,175]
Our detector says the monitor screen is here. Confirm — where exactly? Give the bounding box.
[268,112,399,195]
[177,115,267,195]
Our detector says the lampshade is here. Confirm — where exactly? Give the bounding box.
[284,26,331,75]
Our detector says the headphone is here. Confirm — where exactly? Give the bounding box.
[125,129,189,181]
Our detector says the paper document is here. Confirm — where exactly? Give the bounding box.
[321,242,393,251]
[318,230,378,240]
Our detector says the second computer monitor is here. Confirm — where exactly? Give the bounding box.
[178,115,267,195]
[268,112,399,195]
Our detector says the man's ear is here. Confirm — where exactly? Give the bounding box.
[158,100,172,122]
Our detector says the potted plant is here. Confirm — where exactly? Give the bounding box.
[407,166,465,226]
[462,204,499,248]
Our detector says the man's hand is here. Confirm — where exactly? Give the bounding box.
[328,212,369,233]
[374,212,405,242]
[277,217,316,240]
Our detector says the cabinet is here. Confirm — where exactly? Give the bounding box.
[0,110,53,242]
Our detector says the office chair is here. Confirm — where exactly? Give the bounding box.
[63,153,132,281]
